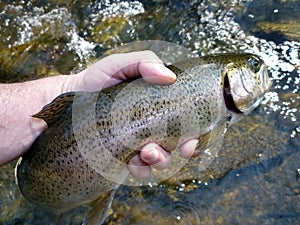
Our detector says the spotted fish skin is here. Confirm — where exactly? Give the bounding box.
[15,53,271,224]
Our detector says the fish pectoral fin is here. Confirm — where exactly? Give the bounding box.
[194,115,231,156]
[32,92,76,124]
[83,189,117,225]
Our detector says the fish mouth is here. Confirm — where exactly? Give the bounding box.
[223,73,243,114]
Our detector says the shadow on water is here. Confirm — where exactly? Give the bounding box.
[0,0,299,224]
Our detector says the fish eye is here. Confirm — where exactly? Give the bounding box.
[248,57,261,73]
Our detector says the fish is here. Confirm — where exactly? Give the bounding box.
[15,53,271,225]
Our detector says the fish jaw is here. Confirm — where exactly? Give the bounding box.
[233,63,272,117]
[223,56,272,125]
[226,57,271,114]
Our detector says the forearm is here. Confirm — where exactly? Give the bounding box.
[0,75,74,165]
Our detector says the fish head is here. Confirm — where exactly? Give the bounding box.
[222,54,272,117]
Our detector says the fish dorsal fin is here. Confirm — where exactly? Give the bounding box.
[83,188,117,225]
[193,115,231,157]
[32,92,76,124]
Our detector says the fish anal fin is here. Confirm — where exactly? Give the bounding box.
[83,189,117,225]
[32,92,76,124]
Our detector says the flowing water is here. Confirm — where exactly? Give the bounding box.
[0,0,299,224]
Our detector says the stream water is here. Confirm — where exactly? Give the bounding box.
[0,0,299,224]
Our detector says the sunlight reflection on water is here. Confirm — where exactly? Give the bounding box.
[0,0,299,224]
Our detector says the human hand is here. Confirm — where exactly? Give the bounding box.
[67,50,199,178]
[0,50,199,177]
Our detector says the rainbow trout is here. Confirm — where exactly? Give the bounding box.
[15,53,271,225]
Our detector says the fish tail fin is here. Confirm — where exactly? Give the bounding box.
[83,188,118,225]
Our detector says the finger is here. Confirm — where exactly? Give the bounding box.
[73,50,176,92]
[140,143,171,170]
[138,60,177,85]
[127,154,151,179]
[180,138,199,158]
[108,50,176,84]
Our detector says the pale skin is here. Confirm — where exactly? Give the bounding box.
[0,50,199,179]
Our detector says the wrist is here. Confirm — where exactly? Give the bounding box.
[0,75,75,165]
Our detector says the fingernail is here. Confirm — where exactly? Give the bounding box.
[145,64,176,84]
[180,139,199,158]
[157,64,177,78]
[143,146,159,162]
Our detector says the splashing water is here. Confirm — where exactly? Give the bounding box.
[0,0,299,224]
